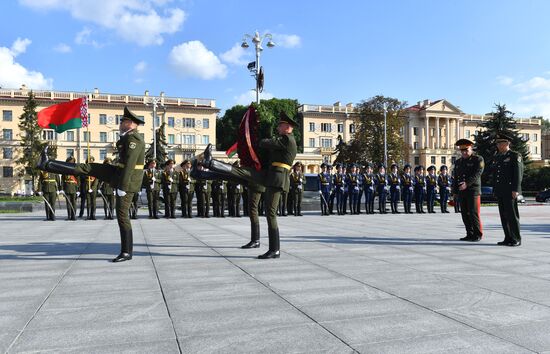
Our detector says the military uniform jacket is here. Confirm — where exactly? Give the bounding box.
[492,150,523,197]
[62,175,79,194]
[83,175,99,192]
[143,169,161,192]
[161,170,179,193]
[100,180,114,196]
[259,133,297,192]
[195,179,212,193]
[347,173,360,193]
[212,180,227,195]
[437,174,451,191]
[401,173,413,191]
[389,173,401,190]
[362,173,374,190]
[452,154,484,195]
[333,173,345,190]
[178,169,195,193]
[426,174,437,191]
[318,172,331,190]
[290,172,306,192]
[115,130,145,193]
[414,175,426,191]
[375,173,388,192]
[38,172,60,193]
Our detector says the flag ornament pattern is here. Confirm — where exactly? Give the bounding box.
[37,97,89,133]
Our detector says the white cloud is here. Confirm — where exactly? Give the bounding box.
[513,76,550,92]
[498,74,550,118]
[75,27,103,48]
[20,0,186,46]
[234,90,274,106]
[220,43,250,65]
[0,38,53,89]
[272,33,301,48]
[53,43,72,53]
[134,61,147,73]
[169,41,227,80]
[496,75,513,86]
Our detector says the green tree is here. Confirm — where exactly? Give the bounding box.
[145,122,168,166]
[336,95,407,166]
[474,104,530,184]
[540,117,550,133]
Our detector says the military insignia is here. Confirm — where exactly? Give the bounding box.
[504,158,510,162]
[518,155,522,162]
[129,142,136,149]
[479,161,484,168]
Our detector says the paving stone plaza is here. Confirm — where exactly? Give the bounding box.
[1,205,550,353]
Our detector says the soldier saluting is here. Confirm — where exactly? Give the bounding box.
[452,138,484,242]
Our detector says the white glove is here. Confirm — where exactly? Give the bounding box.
[369,186,374,191]
[409,186,413,191]
[354,186,359,191]
[88,189,93,193]
[152,177,156,181]
[298,185,302,190]
[76,191,80,197]
[116,189,126,196]
[138,191,142,196]
[186,185,190,190]
[150,184,154,190]
[236,185,241,190]
[318,190,322,195]
[37,191,43,196]
[169,177,173,182]
[447,187,451,191]
[384,186,389,191]
[220,185,224,190]
[56,191,60,195]
[203,185,207,190]
[299,179,303,183]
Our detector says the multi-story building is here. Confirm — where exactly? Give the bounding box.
[0,86,219,194]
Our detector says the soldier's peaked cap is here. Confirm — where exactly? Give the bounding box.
[122,107,145,125]
[495,133,512,143]
[165,159,175,165]
[278,111,298,127]
[404,164,411,169]
[440,165,448,170]
[390,163,398,169]
[427,165,436,171]
[455,138,474,149]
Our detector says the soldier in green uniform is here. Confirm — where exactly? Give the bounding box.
[99,158,115,220]
[227,161,242,217]
[143,159,161,219]
[38,106,145,262]
[452,138,485,242]
[289,161,306,216]
[36,170,60,221]
[211,179,227,217]
[129,191,139,219]
[161,159,179,219]
[178,160,194,218]
[198,112,298,259]
[82,156,99,220]
[493,133,523,247]
[61,156,79,221]
[195,172,212,218]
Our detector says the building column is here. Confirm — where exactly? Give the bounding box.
[445,118,450,148]
[435,117,440,149]
[410,126,415,150]
[455,118,460,141]
[425,116,430,149]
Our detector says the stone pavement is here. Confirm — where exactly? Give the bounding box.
[1,205,550,353]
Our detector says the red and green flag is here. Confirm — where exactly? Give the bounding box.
[37,97,89,133]
[225,142,238,158]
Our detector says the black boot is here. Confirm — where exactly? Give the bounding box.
[44,160,78,175]
[242,223,260,248]
[113,229,132,262]
[37,145,50,170]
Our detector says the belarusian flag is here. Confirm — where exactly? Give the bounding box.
[37,97,89,133]
[226,142,238,158]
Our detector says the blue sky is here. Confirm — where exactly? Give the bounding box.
[1,0,550,117]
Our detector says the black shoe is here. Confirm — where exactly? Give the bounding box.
[241,241,260,249]
[507,240,521,247]
[497,240,509,246]
[467,236,482,242]
[459,236,473,241]
[258,250,280,259]
[112,253,132,262]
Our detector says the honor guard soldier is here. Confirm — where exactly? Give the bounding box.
[195,170,212,218]
[346,163,360,214]
[161,159,179,219]
[84,157,99,220]
[332,163,345,215]
[99,158,115,220]
[401,164,413,214]
[38,106,146,262]
[211,179,227,217]
[62,156,79,221]
[452,138,484,242]
[278,187,288,216]
[289,162,305,216]
[375,164,389,214]
[143,159,161,219]
[227,161,242,217]
[426,165,437,213]
[356,165,364,214]
[437,165,451,213]
[341,165,349,214]
[493,133,523,246]
[178,160,194,218]
[318,163,331,215]
[389,163,401,214]
[414,165,426,213]
[327,164,336,214]
[36,170,60,221]
[362,163,375,214]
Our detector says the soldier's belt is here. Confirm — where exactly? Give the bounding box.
[271,162,291,170]
[45,179,57,182]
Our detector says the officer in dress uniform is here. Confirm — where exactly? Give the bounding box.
[318,163,331,215]
[426,165,437,213]
[38,106,145,262]
[129,190,139,219]
[327,164,337,214]
[332,163,345,215]
[414,165,426,213]
[289,162,306,216]
[437,165,451,213]
[178,160,194,218]
[36,170,60,221]
[62,156,79,221]
[161,159,179,219]
[362,163,375,214]
[278,187,288,216]
[401,164,414,214]
[452,138,484,242]
[99,158,115,220]
[375,164,389,214]
[389,163,401,214]
[493,133,523,247]
[341,165,349,214]
[143,159,161,219]
[346,163,360,214]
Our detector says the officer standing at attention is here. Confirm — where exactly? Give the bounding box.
[178,160,194,218]
[38,106,145,262]
[62,156,79,221]
[99,158,115,220]
[347,163,360,214]
[143,159,161,219]
[493,133,523,247]
[227,161,242,217]
[414,165,426,213]
[437,165,451,213]
[84,156,99,220]
[375,164,389,214]
[36,170,60,221]
[161,159,179,219]
[289,162,305,216]
[318,163,331,215]
[389,163,401,214]
[426,165,437,213]
[362,163,375,214]
[452,138,484,242]
[332,163,345,215]
[401,164,414,214]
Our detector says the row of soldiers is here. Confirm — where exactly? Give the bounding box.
[317,162,459,215]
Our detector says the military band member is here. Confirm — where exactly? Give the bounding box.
[375,164,388,214]
[347,163,360,214]
[211,179,227,217]
[318,163,331,215]
[289,162,305,216]
[178,160,194,218]
[452,138,484,242]
[493,133,523,247]
[143,159,161,219]
[62,156,79,221]
[437,165,451,213]
[401,164,414,214]
[99,158,115,220]
[333,163,346,215]
[414,165,426,213]
[161,159,179,219]
[38,106,146,262]
[37,170,60,221]
[389,163,401,214]
[426,165,437,213]
[362,163,375,214]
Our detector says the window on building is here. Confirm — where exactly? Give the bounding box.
[321,138,332,147]
[114,132,120,142]
[3,129,13,140]
[83,150,88,161]
[309,138,315,147]
[465,130,470,138]
[439,128,443,137]
[413,142,418,150]
[441,156,446,165]
[534,146,538,154]
[183,152,194,161]
[533,133,538,142]
[414,157,420,165]
[451,156,457,165]
[168,134,175,144]
[337,123,344,133]
[321,123,332,132]
[115,115,122,124]
[309,122,315,132]
[66,149,74,159]
[430,128,435,137]
[168,117,175,127]
[99,114,107,125]
[168,151,176,160]
[154,117,160,127]
[2,110,13,121]
[42,130,55,141]
[100,132,107,142]
[83,131,89,142]
[66,131,75,142]
[413,127,418,136]
[431,156,436,164]
[349,124,355,134]
[3,166,13,177]
[3,147,13,159]
[202,135,209,145]
[184,118,195,128]
[203,119,210,129]
[99,149,107,161]
[183,135,195,145]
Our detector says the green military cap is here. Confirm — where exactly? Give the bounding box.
[293,161,302,166]
[278,111,299,127]
[495,133,512,143]
[455,138,474,149]
[165,159,175,166]
[180,160,189,166]
[404,163,411,169]
[390,163,398,169]
[147,158,156,165]
[122,107,145,125]
[440,165,448,171]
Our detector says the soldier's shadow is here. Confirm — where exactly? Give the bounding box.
[287,235,499,246]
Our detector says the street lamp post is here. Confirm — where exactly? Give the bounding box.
[145,96,164,162]
[383,103,388,168]
[241,31,275,104]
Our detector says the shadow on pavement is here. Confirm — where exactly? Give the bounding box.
[285,235,500,246]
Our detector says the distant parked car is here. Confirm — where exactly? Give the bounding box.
[535,189,550,202]
[481,186,525,204]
